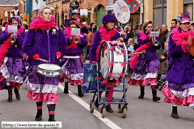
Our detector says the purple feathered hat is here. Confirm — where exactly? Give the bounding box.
[8,16,20,25]
[176,12,192,24]
[102,14,117,24]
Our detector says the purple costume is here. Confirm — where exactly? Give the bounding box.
[0,25,26,90]
[128,30,161,86]
[89,30,121,62]
[60,30,88,85]
[162,28,194,107]
[23,19,68,103]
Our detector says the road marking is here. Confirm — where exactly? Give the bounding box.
[58,84,122,129]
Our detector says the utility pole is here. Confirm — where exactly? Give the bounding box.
[26,0,32,24]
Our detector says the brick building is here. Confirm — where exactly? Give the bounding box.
[0,0,22,24]
[46,0,108,27]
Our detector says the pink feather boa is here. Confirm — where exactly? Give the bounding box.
[96,26,118,62]
[0,26,24,66]
[30,16,55,31]
[171,28,194,53]
[64,27,77,49]
[130,31,151,69]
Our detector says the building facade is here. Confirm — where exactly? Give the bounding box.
[144,0,194,29]
[0,0,22,25]
[46,0,109,27]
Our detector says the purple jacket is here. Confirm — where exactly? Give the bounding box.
[89,29,121,62]
[166,28,194,84]
[65,18,89,34]
[137,30,160,60]
[0,27,26,58]
[23,28,68,65]
[65,34,88,56]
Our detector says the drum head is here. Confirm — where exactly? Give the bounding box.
[38,63,61,71]
[99,41,112,79]
[37,63,62,77]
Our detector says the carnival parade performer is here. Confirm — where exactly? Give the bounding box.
[60,20,88,97]
[128,21,161,102]
[65,9,89,34]
[162,13,194,119]
[0,16,26,102]
[89,14,127,113]
[23,6,68,121]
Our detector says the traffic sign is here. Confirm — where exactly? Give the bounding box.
[126,0,139,13]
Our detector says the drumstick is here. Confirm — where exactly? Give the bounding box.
[38,58,48,63]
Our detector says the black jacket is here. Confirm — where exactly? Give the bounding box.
[126,31,134,39]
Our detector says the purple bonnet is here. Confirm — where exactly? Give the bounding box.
[8,16,20,25]
[102,14,117,23]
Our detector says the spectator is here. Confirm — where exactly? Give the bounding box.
[170,19,177,30]
[23,24,29,33]
[87,27,94,60]
[126,24,134,39]
[157,52,168,90]
[60,24,65,31]
[155,26,165,57]
[0,21,7,35]
[190,22,194,31]
[127,38,136,77]
[97,26,101,31]
[92,24,97,33]
[161,24,168,50]
[165,19,177,60]
[138,24,143,30]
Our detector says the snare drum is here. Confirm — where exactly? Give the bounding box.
[36,63,63,77]
[98,41,128,80]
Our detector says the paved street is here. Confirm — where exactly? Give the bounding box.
[0,77,194,129]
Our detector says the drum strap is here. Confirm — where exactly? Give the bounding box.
[63,55,80,59]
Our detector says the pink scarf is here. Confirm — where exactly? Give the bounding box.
[30,16,55,31]
[171,28,194,53]
[96,26,118,62]
[130,31,151,69]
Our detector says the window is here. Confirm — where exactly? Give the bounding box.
[184,4,193,20]
[23,1,26,12]
[153,0,167,29]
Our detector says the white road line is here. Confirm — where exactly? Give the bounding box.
[58,84,122,129]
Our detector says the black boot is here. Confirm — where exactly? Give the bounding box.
[47,104,56,121]
[48,114,55,121]
[35,110,42,121]
[7,89,12,102]
[78,85,84,97]
[138,86,144,99]
[64,83,69,94]
[171,106,179,118]
[152,90,160,102]
[94,98,99,108]
[106,105,113,113]
[14,88,20,100]
[35,101,43,121]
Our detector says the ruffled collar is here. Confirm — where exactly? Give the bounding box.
[99,26,118,41]
[171,27,194,53]
[30,16,55,31]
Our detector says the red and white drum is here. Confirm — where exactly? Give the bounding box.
[98,40,128,80]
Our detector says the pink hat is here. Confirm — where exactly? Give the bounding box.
[176,12,191,24]
[180,18,190,24]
